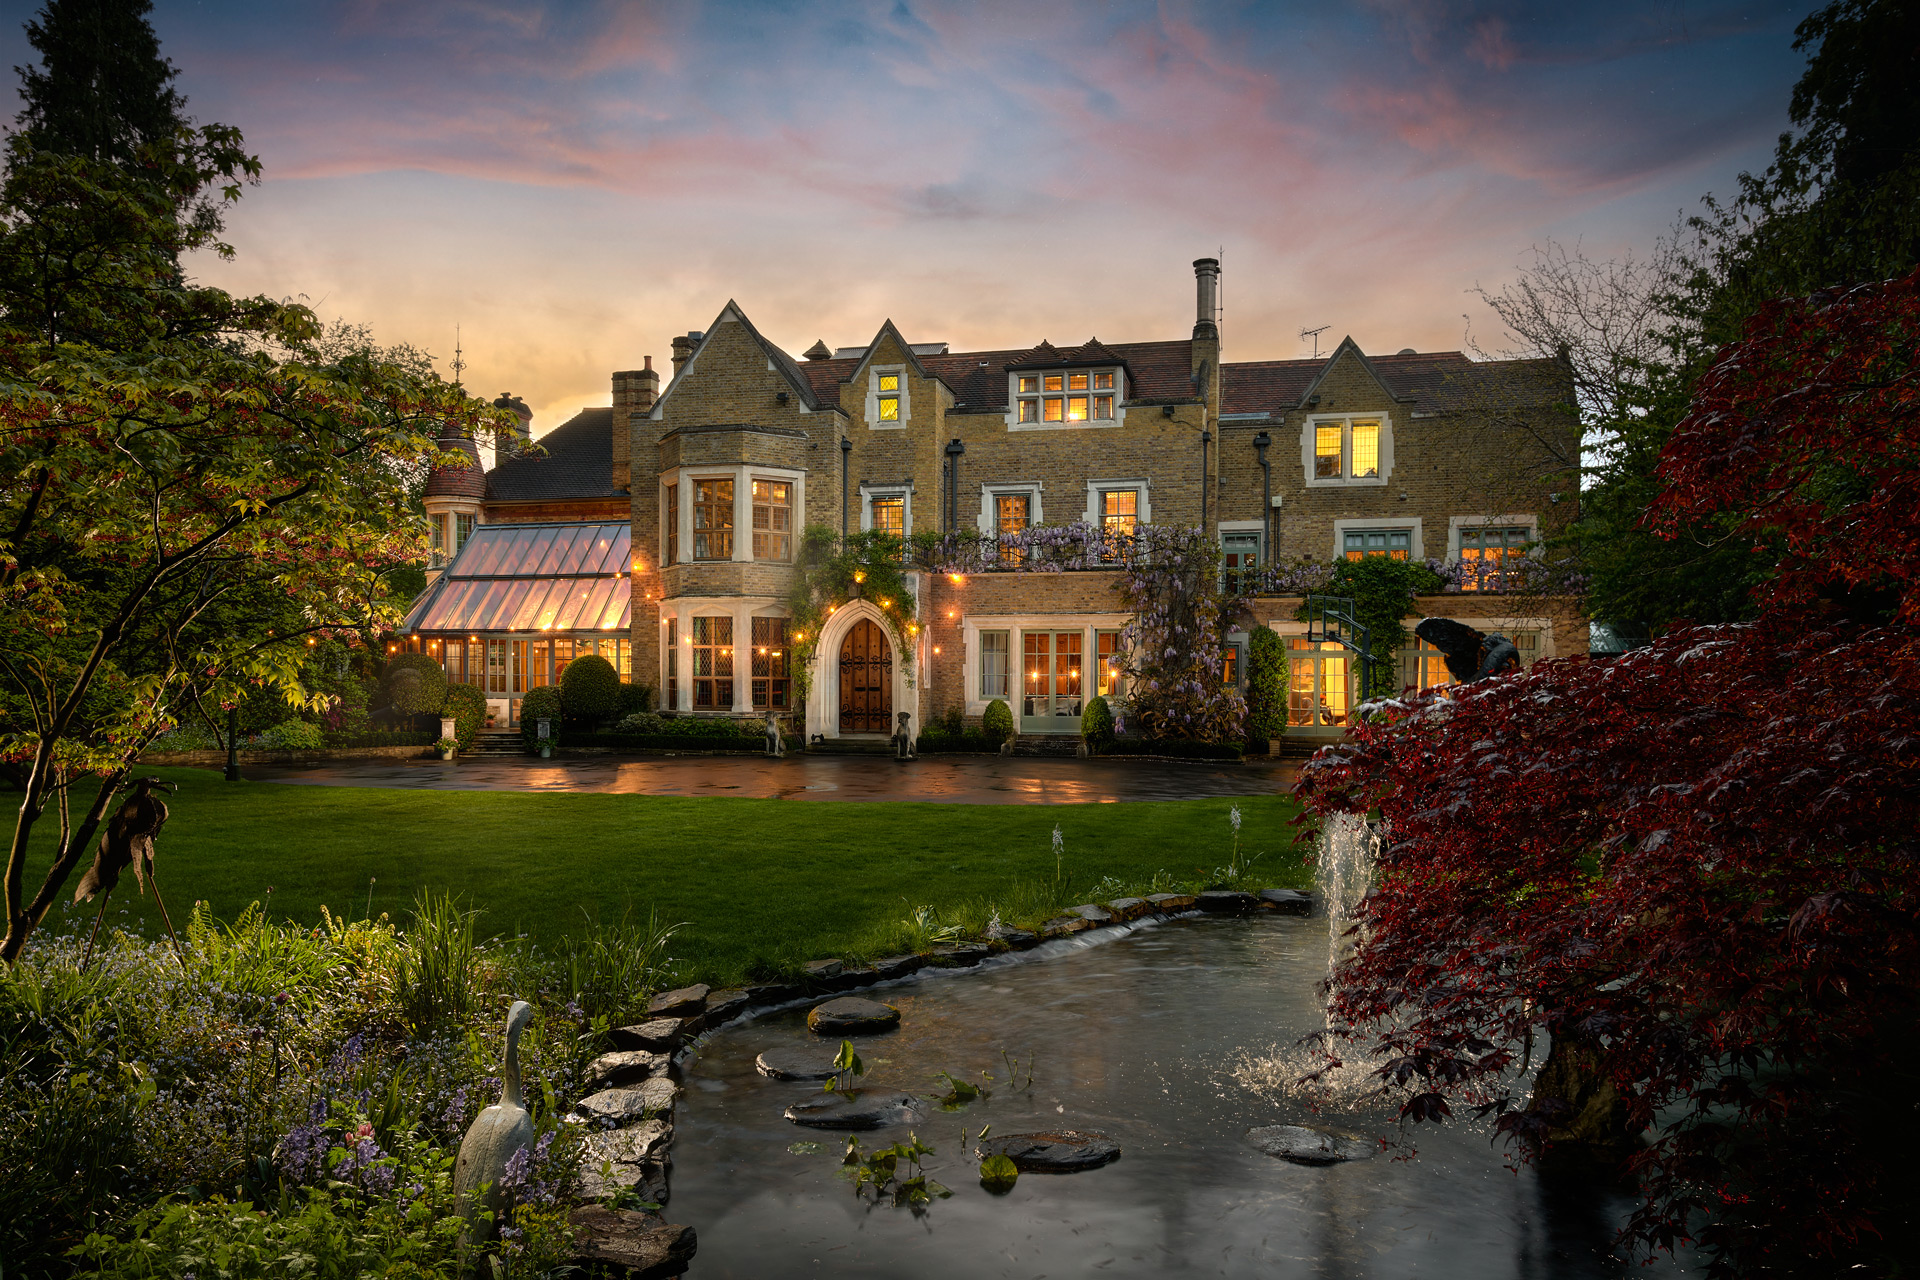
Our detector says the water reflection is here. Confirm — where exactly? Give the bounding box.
[671,917,1685,1278]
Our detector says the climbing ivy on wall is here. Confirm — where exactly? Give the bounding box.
[786,527,921,704]
[1298,557,1447,699]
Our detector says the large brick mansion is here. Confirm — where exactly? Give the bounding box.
[404,259,1583,744]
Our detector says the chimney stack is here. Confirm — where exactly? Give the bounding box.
[609,357,661,492]
[670,331,704,378]
[491,392,531,455]
[1192,257,1220,341]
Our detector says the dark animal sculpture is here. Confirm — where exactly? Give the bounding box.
[74,776,181,966]
[1414,618,1521,684]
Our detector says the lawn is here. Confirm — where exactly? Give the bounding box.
[18,766,1308,985]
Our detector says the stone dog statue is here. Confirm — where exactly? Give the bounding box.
[891,711,916,761]
[764,710,786,757]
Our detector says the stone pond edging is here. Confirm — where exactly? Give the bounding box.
[563,886,1316,1275]
[138,744,432,766]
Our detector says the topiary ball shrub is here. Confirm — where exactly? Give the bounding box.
[1245,625,1288,750]
[382,652,447,721]
[519,684,563,748]
[442,683,488,750]
[616,681,656,719]
[1081,695,1114,753]
[981,698,1014,747]
[560,654,621,726]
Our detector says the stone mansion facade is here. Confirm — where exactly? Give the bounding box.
[404,258,1584,743]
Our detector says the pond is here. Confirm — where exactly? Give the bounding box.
[669,914,1688,1278]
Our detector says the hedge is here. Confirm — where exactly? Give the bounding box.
[442,683,489,751]
[560,654,622,725]
[382,652,447,717]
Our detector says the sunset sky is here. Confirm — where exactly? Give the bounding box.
[0,1,1812,433]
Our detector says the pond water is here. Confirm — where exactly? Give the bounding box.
[670,915,1688,1278]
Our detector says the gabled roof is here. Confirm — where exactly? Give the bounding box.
[485,408,622,503]
[796,337,1198,410]
[652,301,831,417]
[848,319,933,382]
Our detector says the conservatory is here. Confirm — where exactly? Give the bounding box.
[398,521,636,726]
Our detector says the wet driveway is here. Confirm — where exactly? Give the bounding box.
[240,752,1300,803]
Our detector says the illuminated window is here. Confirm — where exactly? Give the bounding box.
[665,483,678,564]
[1460,526,1531,591]
[980,629,1010,699]
[429,516,446,565]
[486,639,508,694]
[1310,417,1386,482]
[1100,489,1137,558]
[869,495,905,537]
[1222,644,1239,685]
[878,372,900,421]
[995,492,1030,564]
[1287,638,1351,727]
[693,479,733,560]
[751,616,789,709]
[1343,528,1411,561]
[752,479,792,561]
[1401,641,1454,693]
[1015,368,1121,425]
[454,513,474,555]
[1096,630,1125,697]
[551,637,575,683]
[691,616,734,708]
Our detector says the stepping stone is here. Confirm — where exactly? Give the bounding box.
[804,958,844,979]
[1068,904,1115,923]
[1258,889,1314,916]
[976,1130,1121,1172]
[755,1046,842,1081]
[568,1206,697,1277]
[575,1079,678,1126]
[608,1018,690,1053]
[1147,893,1198,911]
[785,1089,921,1129]
[1197,890,1258,914]
[583,1049,669,1091]
[806,996,900,1035]
[647,984,709,1018]
[1245,1125,1376,1165]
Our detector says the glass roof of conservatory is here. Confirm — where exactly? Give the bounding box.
[401,521,632,635]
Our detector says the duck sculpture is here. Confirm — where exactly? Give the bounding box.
[454,1000,536,1245]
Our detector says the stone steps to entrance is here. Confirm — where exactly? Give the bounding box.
[465,730,526,757]
[1011,734,1083,758]
[807,737,895,756]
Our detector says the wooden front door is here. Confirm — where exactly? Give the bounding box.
[838,619,893,734]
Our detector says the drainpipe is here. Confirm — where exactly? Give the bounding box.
[1200,428,1212,531]
[1253,431,1272,568]
[840,436,852,540]
[944,438,965,539]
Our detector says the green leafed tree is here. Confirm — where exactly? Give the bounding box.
[0,108,501,959]
[15,0,185,167]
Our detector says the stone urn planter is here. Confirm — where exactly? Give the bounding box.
[435,736,459,761]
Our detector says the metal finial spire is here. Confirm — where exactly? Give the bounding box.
[451,324,467,387]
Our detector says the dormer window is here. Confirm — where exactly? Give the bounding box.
[878,374,900,421]
[1015,369,1117,425]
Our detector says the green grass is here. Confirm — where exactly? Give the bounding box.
[18,767,1308,986]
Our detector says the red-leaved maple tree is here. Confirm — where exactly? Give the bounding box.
[1298,269,1920,1276]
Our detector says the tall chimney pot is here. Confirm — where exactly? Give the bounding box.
[1193,257,1221,339]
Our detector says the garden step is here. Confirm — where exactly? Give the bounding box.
[1010,734,1081,757]
[466,730,526,757]
[807,737,895,755]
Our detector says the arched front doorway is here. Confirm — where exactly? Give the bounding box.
[838,619,893,734]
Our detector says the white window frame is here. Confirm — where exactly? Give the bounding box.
[1301,412,1394,487]
[1005,367,1125,432]
[866,365,910,430]
[861,483,912,536]
[1082,479,1151,528]
[662,463,806,564]
[961,612,1130,715]
[1331,517,1425,561]
[1447,514,1540,561]
[976,482,1044,537]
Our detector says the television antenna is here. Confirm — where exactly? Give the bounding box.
[1300,324,1330,359]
